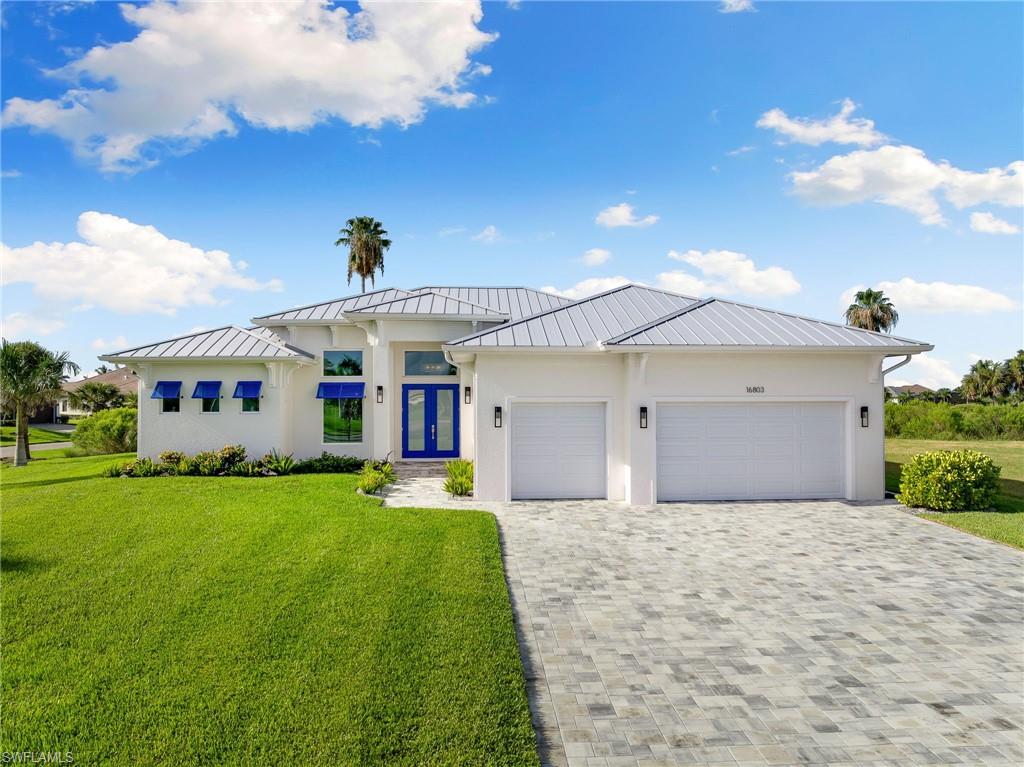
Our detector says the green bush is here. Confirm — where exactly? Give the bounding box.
[158,450,187,465]
[897,450,1001,511]
[885,401,1023,440]
[293,452,363,474]
[443,459,474,497]
[193,451,222,476]
[216,445,247,470]
[262,450,295,476]
[229,461,267,477]
[71,407,138,454]
[362,459,396,484]
[356,469,388,495]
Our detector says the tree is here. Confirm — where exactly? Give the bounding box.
[961,359,1005,402]
[334,216,391,293]
[1004,349,1024,396]
[68,381,126,413]
[0,340,79,466]
[95,364,111,374]
[844,289,899,333]
[933,388,954,403]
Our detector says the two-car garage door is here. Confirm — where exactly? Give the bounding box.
[656,402,845,501]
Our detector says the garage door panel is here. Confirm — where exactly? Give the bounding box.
[657,402,845,501]
[511,403,606,500]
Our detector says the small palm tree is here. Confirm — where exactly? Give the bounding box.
[335,217,392,293]
[933,388,954,403]
[69,381,126,413]
[845,289,899,333]
[961,360,1005,402]
[0,340,79,465]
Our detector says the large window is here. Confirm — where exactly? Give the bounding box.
[324,397,363,443]
[323,350,363,376]
[404,351,456,376]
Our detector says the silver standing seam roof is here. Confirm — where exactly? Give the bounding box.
[251,287,414,322]
[99,326,314,361]
[345,290,509,318]
[414,287,573,320]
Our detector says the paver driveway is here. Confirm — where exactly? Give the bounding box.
[489,500,1023,767]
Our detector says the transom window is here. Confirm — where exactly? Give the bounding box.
[404,351,456,377]
[323,350,363,376]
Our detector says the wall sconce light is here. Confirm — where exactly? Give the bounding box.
[640,406,648,429]
[860,405,869,428]
[464,386,472,405]
[494,406,502,428]
[376,385,384,404]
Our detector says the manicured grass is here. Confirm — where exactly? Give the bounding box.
[886,438,1023,550]
[0,425,73,445]
[1,455,538,766]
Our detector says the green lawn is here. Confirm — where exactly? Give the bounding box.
[1,455,538,766]
[886,438,1023,550]
[0,425,72,445]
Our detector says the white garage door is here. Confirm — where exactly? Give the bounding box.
[657,402,845,501]
[511,403,606,499]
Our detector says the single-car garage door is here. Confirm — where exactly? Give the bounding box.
[511,403,606,499]
[657,402,845,501]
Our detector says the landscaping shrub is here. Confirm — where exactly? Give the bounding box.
[897,450,1001,511]
[159,450,187,465]
[216,444,247,470]
[229,460,268,477]
[71,407,138,454]
[193,451,222,477]
[362,458,396,484]
[262,450,296,476]
[443,459,474,497]
[293,452,363,474]
[885,401,1023,440]
[356,468,389,495]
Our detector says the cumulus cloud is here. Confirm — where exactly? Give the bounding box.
[790,146,1024,225]
[662,249,801,297]
[1,312,66,339]
[1,211,283,315]
[970,211,1020,235]
[720,0,755,13]
[92,335,128,350]
[540,276,633,300]
[840,278,1016,315]
[472,224,500,243]
[595,203,659,228]
[888,353,961,390]
[2,1,496,172]
[579,248,611,266]
[757,99,886,147]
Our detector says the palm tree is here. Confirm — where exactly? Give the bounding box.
[0,340,79,465]
[1004,350,1024,396]
[334,217,392,293]
[68,381,125,413]
[961,359,1005,402]
[844,289,899,333]
[933,388,954,403]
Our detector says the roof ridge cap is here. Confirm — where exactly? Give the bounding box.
[251,287,412,320]
[349,290,508,315]
[605,298,713,344]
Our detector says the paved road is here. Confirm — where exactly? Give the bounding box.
[385,486,1024,766]
[0,441,73,459]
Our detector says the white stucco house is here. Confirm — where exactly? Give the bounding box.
[100,284,931,504]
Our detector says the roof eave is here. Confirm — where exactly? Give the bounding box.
[602,344,934,354]
[97,354,315,365]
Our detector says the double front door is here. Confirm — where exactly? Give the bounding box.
[402,384,459,459]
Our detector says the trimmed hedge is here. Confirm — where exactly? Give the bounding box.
[897,449,1001,511]
[885,401,1024,440]
[71,407,138,454]
[106,447,370,478]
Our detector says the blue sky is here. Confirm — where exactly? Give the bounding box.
[2,0,1021,388]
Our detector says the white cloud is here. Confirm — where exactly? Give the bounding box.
[540,276,634,300]
[579,248,611,267]
[472,224,500,243]
[790,145,1024,225]
[2,1,496,172]
[888,353,960,390]
[595,202,659,228]
[1,312,66,339]
[92,335,128,350]
[726,145,755,156]
[1,169,22,178]
[757,99,886,147]
[438,226,468,237]
[970,211,1020,235]
[662,249,801,298]
[1,211,283,315]
[840,278,1016,315]
[720,0,755,13]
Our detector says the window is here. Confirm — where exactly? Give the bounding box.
[162,398,180,413]
[233,381,262,413]
[324,397,362,443]
[242,397,260,413]
[201,397,220,413]
[324,350,363,376]
[404,351,456,376]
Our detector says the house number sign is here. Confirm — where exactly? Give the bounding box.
[746,386,765,393]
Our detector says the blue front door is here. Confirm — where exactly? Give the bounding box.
[402,384,459,459]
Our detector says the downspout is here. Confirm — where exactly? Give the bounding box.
[881,354,912,378]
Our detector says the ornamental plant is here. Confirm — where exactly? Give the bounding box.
[443,459,474,497]
[71,407,138,454]
[897,449,1001,511]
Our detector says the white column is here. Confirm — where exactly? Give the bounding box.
[370,324,391,461]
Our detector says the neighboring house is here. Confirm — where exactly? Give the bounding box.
[885,383,934,399]
[57,367,140,419]
[100,284,931,504]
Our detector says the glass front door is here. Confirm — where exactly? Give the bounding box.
[402,384,459,458]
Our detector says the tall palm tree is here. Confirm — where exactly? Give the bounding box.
[0,340,79,465]
[1004,349,1024,396]
[844,289,899,333]
[334,217,392,293]
[961,359,1005,402]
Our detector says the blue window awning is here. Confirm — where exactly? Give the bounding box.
[233,381,262,399]
[316,382,365,399]
[192,381,222,399]
[151,381,182,399]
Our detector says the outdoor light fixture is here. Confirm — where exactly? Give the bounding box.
[860,406,869,428]
[376,385,384,404]
[464,386,472,404]
[494,406,502,428]
[640,406,648,429]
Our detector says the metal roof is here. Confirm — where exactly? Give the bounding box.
[346,290,508,318]
[99,326,314,362]
[413,286,573,320]
[446,284,698,348]
[252,287,414,322]
[605,298,932,350]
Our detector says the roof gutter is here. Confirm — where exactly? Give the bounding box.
[881,354,913,378]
